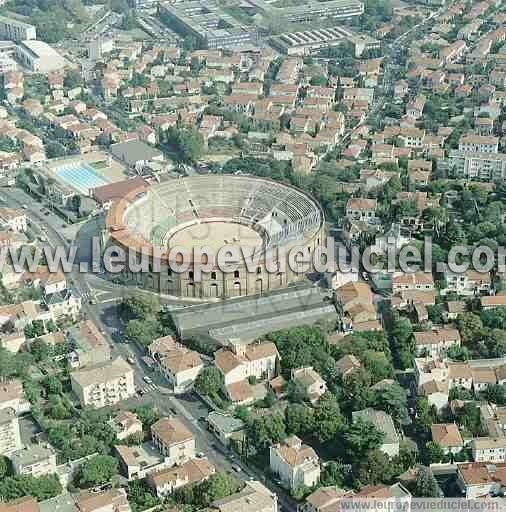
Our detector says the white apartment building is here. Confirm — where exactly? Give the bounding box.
[10,445,57,477]
[0,407,22,455]
[443,268,491,296]
[214,342,279,386]
[15,40,65,74]
[70,357,135,409]
[447,150,506,181]
[270,436,320,490]
[345,198,377,223]
[159,347,203,394]
[151,418,195,467]
[0,15,36,41]
[458,134,499,153]
[471,437,506,463]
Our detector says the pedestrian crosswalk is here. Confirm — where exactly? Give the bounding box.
[139,384,158,394]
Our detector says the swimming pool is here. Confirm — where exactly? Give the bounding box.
[54,162,110,196]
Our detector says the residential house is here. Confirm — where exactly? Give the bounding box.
[458,134,498,153]
[291,367,327,404]
[345,198,377,223]
[109,410,143,441]
[301,487,354,512]
[159,346,203,394]
[147,457,215,497]
[0,379,30,415]
[443,268,491,296]
[414,328,461,357]
[10,445,57,478]
[270,436,320,490]
[75,489,131,512]
[352,408,399,457]
[151,417,195,466]
[431,424,464,455]
[457,462,506,498]
[207,412,245,447]
[208,480,278,512]
[67,320,111,369]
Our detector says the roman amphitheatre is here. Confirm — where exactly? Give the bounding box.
[104,174,325,299]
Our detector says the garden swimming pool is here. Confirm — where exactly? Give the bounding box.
[54,162,110,196]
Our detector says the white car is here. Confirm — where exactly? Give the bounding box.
[143,376,153,384]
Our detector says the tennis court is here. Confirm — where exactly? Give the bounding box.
[54,162,111,196]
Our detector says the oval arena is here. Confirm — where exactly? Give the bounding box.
[104,175,325,299]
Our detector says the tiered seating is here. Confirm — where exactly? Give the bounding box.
[124,175,322,247]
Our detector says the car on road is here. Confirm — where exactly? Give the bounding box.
[137,389,145,396]
[143,376,153,384]
[127,357,135,365]
[231,465,242,473]
[196,452,205,458]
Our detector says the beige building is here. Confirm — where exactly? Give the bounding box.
[10,444,57,477]
[458,134,498,153]
[414,328,461,357]
[291,367,327,403]
[0,407,22,455]
[431,423,464,455]
[0,379,30,415]
[147,457,215,497]
[471,437,506,463]
[159,346,203,394]
[70,357,135,409]
[110,410,143,441]
[68,320,112,369]
[151,418,195,466]
[270,435,320,490]
[76,489,131,512]
[209,480,277,512]
[301,487,354,512]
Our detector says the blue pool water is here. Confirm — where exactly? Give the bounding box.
[54,162,110,196]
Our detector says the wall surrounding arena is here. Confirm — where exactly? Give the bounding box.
[103,176,325,300]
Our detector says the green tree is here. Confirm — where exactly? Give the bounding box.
[320,461,348,487]
[194,472,241,507]
[78,455,118,488]
[343,418,384,459]
[0,474,62,501]
[24,320,45,339]
[125,318,161,347]
[0,456,10,479]
[45,142,66,159]
[354,449,394,486]
[133,404,161,429]
[195,367,224,396]
[369,382,408,422]
[123,295,160,320]
[313,392,344,443]
[127,479,160,512]
[248,414,286,447]
[284,404,314,436]
[413,466,440,497]
[422,441,445,465]
[362,350,393,383]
